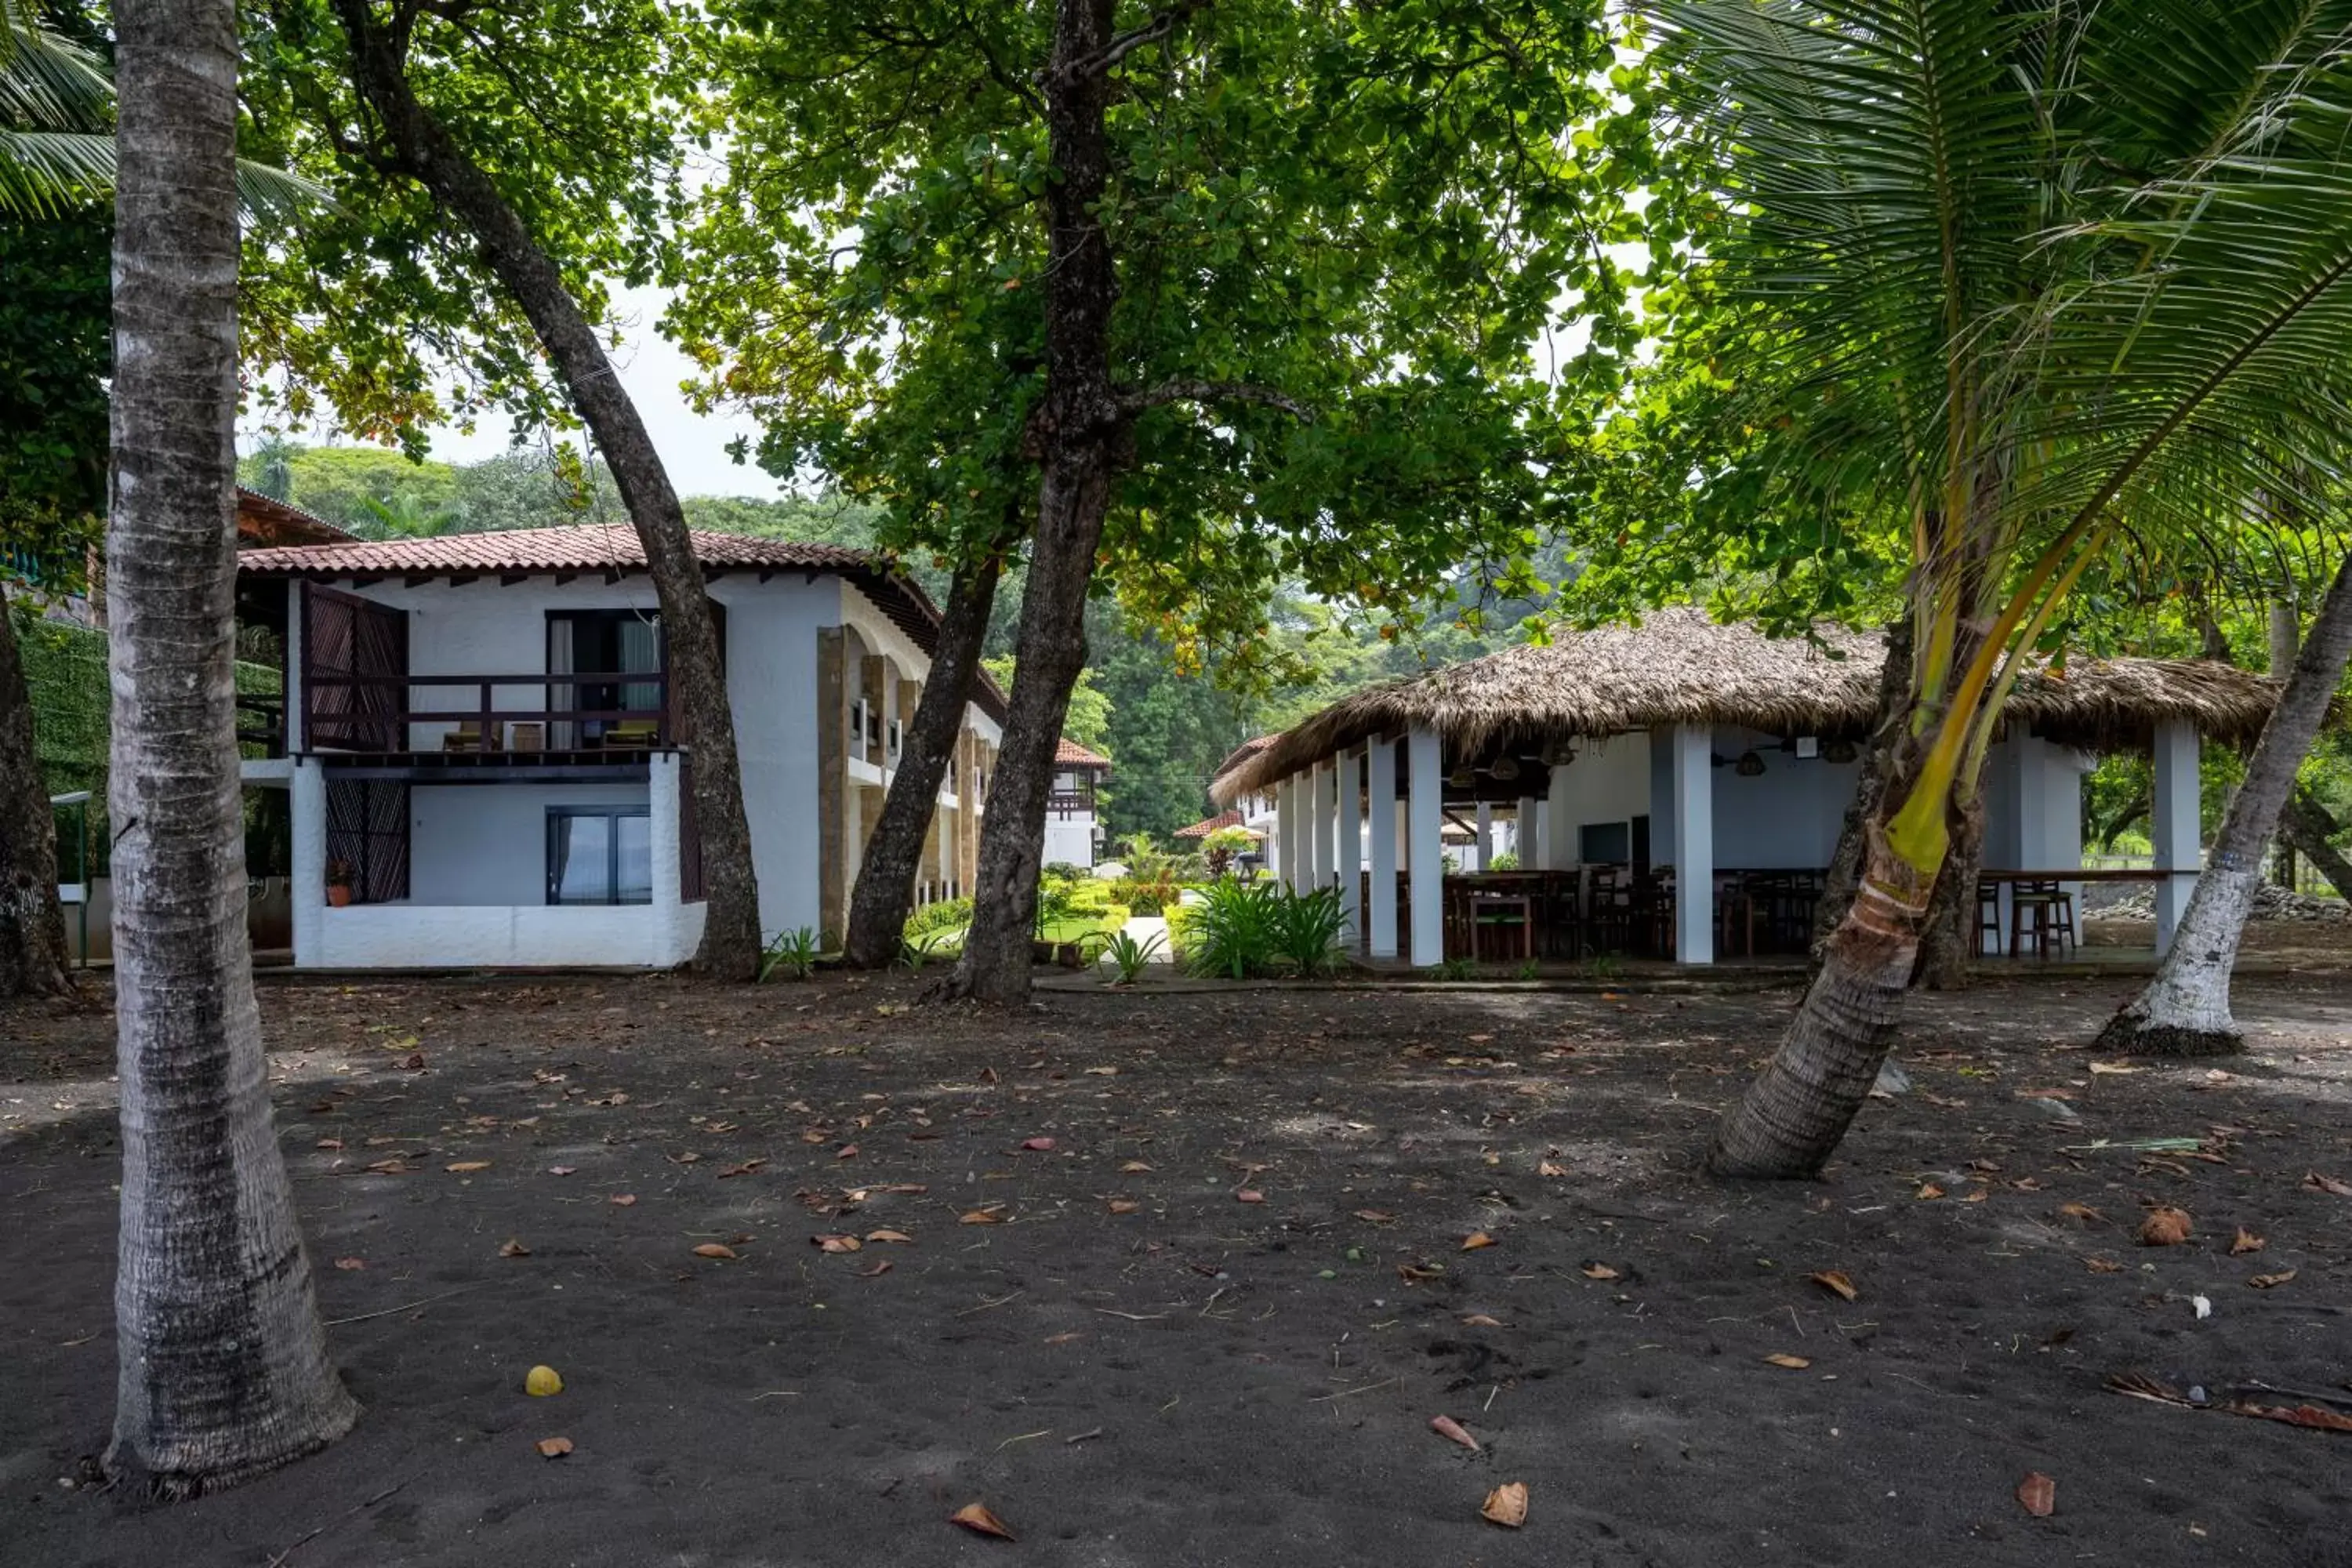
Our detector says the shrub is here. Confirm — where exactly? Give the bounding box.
[1269,884,1349,977]
[759,927,820,982]
[904,897,972,941]
[1201,824,1256,878]
[1182,879,1283,978]
[1101,927,1167,984]
[1114,871,1180,916]
[1490,851,1521,872]
[1041,861,1088,885]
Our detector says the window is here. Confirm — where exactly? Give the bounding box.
[548,807,652,906]
[1579,820,1632,866]
[887,718,902,762]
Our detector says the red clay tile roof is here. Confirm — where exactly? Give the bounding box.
[236,522,873,575]
[1174,809,1244,838]
[1054,736,1112,769]
[236,488,351,547]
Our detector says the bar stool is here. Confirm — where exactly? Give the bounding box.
[2008,879,2076,959]
[1974,878,2002,956]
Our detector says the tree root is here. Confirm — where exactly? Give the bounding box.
[2094,1013,2245,1058]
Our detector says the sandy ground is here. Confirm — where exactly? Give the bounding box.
[4,961,2351,1567]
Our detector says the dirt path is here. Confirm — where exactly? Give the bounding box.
[4,969,2350,1566]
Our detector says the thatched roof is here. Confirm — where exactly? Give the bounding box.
[1214,608,2281,804]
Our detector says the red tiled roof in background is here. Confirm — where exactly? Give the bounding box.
[1054,736,1112,770]
[1174,810,1244,839]
[235,524,1007,724]
[236,488,351,547]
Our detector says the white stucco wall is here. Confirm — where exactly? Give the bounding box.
[410,781,652,906]
[1044,815,1096,868]
[1547,731,1653,860]
[1647,725,1860,869]
[312,903,700,969]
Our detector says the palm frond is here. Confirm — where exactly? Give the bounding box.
[0,127,111,214]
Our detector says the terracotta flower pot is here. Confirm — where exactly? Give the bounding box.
[327,884,353,908]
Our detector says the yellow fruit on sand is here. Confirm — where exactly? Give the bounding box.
[524,1365,564,1397]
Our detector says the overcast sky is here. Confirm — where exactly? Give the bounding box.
[243,280,786,499]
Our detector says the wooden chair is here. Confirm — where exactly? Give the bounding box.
[1468,890,1534,961]
[1974,878,2003,956]
[506,721,546,754]
[606,720,661,750]
[2009,879,2077,959]
[441,721,498,753]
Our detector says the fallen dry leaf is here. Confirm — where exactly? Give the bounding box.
[2085,1255,2124,1273]
[2057,1203,2106,1227]
[691,1243,738,1260]
[445,1160,491,1174]
[1430,1414,1481,1453]
[1460,1314,1505,1327]
[609,1193,637,1207]
[535,1436,574,1459]
[835,1144,858,1160]
[1461,1232,1496,1252]
[1106,1199,1140,1214]
[1807,1270,1858,1302]
[1917,1182,1945,1200]
[1537,1160,1568,1178]
[717,1160,767,1179]
[2139,1207,2193,1247]
[858,1259,894,1278]
[949,1502,1014,1541]
[315,1138,344,1151]
[2249,1269,2297,1290]
[1236,1190,1265,1204]
[2231,1226,2266,1255]
[812,1233,863,1253]
[1119,1160,1153,1174]
[1763,1352,1811,1370]
[548,1166,576,1177]
[1353,1210,1396,1224]
[865,1229,915,1244]
[959,1210,1004,1225]
[2229,1399,2352,1433]
[1480,1481,1530,1529]
[2088,1061,2140,1075]
[2016,1472,2056,1518]
[2304,1171,2352,1197]
[1397,1262,1444,1283]
[498,1239,532,1258]
[332,1257,365,1272]
[1018,1137,1056,1152]
[1580,1262,1621,1281]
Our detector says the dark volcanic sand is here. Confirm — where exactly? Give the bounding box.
[4,967,2351,1567]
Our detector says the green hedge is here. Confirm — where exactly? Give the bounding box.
[905,896,973,940]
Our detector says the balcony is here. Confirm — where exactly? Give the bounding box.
[299,670,673,775]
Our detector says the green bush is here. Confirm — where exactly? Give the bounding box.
[1490,851,1521,872]
[1269,884,1349,976]
[904,897,972,940]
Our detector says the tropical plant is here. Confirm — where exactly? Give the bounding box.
[1112,872,1179,918]
[1100,927,1166,985]
[1200,825,1255,879]
[1643,0,2352,1178]
[903,896,972,942]
[356,490,461,539]
[758,926,820,982]
[106,0,355,1486]
[1181,878,1285,981]
[1269,884,1350,978]
[897,928,960,971]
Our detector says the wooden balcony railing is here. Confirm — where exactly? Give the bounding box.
[302,670,670,754]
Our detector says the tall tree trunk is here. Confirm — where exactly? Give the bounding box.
[946,0,1124,1005]
[331,0,762,978]
[1709,825,1934,1178]
[107,0,356,1491]
[2096,550,2352,1056]
[2267,597,2300,887]
[842,551,1004,967]
[1813,620,1913,957]
[2281,787,2352,899]
[0,601,73,998]
[1912,791,1985,988]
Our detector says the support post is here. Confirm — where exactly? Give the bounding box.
[1671,723,1715,964]
[1306,760,1333,893]
[649,750,687,965]
[1474,800,1494,871]
[290,756,326,968]
[2152,720,2201,956]
[1276,775,1301,891]
[1516,794,1539,867]
[1407,729,1444,966]
[1338,748,1363,941]
[1544,753,1577,869]
[1368,737,1399,960]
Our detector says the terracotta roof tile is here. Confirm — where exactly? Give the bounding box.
[1174,810,1244,838]
[1054,736,1112,769]
[236,523,874,576]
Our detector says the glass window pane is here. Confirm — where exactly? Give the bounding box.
[615,813,652,905]
[552,815,612,904]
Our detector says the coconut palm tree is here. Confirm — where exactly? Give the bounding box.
[2,0,318,216]
[106,0,354,1491]
[1648,0,2352,1178]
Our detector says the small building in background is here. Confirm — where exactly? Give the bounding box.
[1044,736,1111,869]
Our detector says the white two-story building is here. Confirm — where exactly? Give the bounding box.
[234,524,1005,969]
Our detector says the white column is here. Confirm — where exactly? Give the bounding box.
[1305,760,1331,892]
[1368,738,1399,960]
[290,756,326,967]
[1289,775,1308,893]
[1671,723,1715,964]
[1545,755,1577,869]
[1337,748,1363,939]
[649,751,687,965]
[1407,728,1445,966]
[1516,794,1540,867]
[1473,800,1494,870]
[2152,720,2201,956]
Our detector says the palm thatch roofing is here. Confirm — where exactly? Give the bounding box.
[1213,608,2280,804]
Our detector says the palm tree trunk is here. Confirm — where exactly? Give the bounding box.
[0,601,73,997]
[946,0,1123,1006]
[2281,788,2352,899]
[842,551,1003,967]
[1912,792,1985,989]
[2097,550,2352,1056]
[329,0,761,978]
[107,0,357,1491]
[1708,826,1936,1178]
[1812,620,1911,956]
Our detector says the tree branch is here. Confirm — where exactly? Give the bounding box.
[1116,378,1315,422]
[1051,0,1209,85]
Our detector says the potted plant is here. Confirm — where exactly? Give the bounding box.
[325,858,354,908]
